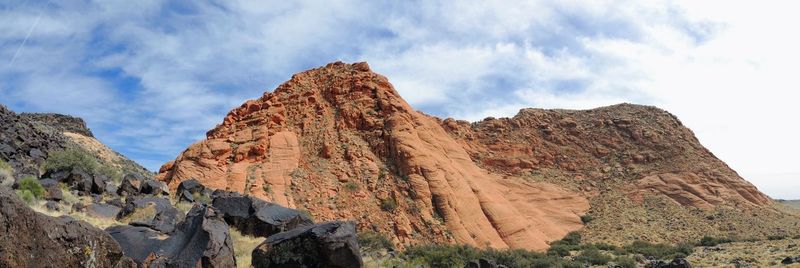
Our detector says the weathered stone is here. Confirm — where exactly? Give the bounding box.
[0,187,126,267]
[117,173,144,196]
[44,200,60,211]
[117,196,182,233]
[108,205,236,267]
[252,221,362,268]
[212,190,313,237]
[87,203,122,219]
[141,180,168,195]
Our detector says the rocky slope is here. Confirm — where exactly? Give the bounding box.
[0,105,151,179]
[157,61,799,250]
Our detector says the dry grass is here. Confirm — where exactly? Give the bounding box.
[230,229,264,268]
[687,237,800,267]
[30,200,124,229]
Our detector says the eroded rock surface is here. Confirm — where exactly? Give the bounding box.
[252,221,362,268]
[0,187,126,267]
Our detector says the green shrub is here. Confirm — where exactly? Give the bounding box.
[358,231,395,252]
[17,176,45,200]
[16,190,36,205]
[97,165,122,183]
[546,244,572,257]
[262,183,272,194]
[0,158,12,171]
[558,232,582,246]
[574,248,611,265]
[344,182,359,191]
[698,236,733,247]
[380,198,398,212]
[43,149,99,173]
[622,240,693,259]
[615,256,638,268]
[767,235,787,241]
[402,244,581,268]
[580,214,594,224]
[592,242,618,251]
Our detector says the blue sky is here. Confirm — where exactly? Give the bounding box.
[2,0,799,199]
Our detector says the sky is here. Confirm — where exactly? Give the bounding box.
[1,0,798,199]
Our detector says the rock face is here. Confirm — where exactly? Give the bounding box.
[212,190,314,237]
[0,187,126,267]
[21,112,95,137]
[0,105,68,176]
[116,196,183,233]
[156,61,789,249]
[252,221,362,268]
[108,204,236,267]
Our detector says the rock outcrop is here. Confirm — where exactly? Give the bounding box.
[212,190,314,237]
[156,61,792,249]
[251,221,362,268]
[0,187,127,267]
[108,204,236,267]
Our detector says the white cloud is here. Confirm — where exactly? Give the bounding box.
[1,0,797,199]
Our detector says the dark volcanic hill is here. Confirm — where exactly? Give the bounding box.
[156,61,800,250]
[0,105,150,179]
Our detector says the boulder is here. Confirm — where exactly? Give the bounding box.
[87,203,122,219]
[141,180,168,195]
[252,221,362,268]
[108,204,236,267]
[42,167,96,194]
[177,178,205,195]
[92,175,107,194]
[44,200,60,211]
[212,190,314,237]
[782,256,800,264]
[117,173,144,196]
[0,187,127,267]
[116,196,182,233]
[39,178,63,201]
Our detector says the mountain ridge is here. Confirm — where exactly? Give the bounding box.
[156,61,798,250]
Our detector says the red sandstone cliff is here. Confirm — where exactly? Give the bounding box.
[157,62,781,250]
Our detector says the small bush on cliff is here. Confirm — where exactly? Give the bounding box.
[358,231,395,252]
[43,149,98,173]
[380,198,398,212]
[44,149,123,183]
[16,176,44,204]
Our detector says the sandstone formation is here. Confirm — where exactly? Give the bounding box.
[157,61,795,249]
[158,62,590,250]
[0,187,127,267]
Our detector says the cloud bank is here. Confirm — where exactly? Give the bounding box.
[1,0,798,198]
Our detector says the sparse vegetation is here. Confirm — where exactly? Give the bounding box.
[15,176,44,204]
[43,149,121,180]
[344,182,359,191]
[580,214,594,224]
[262,183,272,195]
[401,244,582,268]
[698,236,734,247]
[0,158,14,187]
[380,198,398,212]
[231,229,264,268]
[192,192,212,204]
[358,231,394,252]
[573,248,611,265]
[621,240,693,259]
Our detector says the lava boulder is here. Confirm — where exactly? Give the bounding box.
[252,221,362,268]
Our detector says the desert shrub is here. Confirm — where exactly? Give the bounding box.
[622,240,693,259]
[767,235,787,241]
[262,183,272,194]
[574,248,611,265]
[0,158,11,171]
[546,244,572,257]
[558,231,582,246]
[16,190,36,204]
[402,244,581,268]
[615,256,638,268]
[97,164,122,183]
[192,192,212,204]
[344,182,359,191]
[43,149,98,173]
[698,236,733,247]
[17,176,45,199]
[380,198,398,212]
[591,242,618,251]
[580,214,594,224]
[358,231,395,252]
